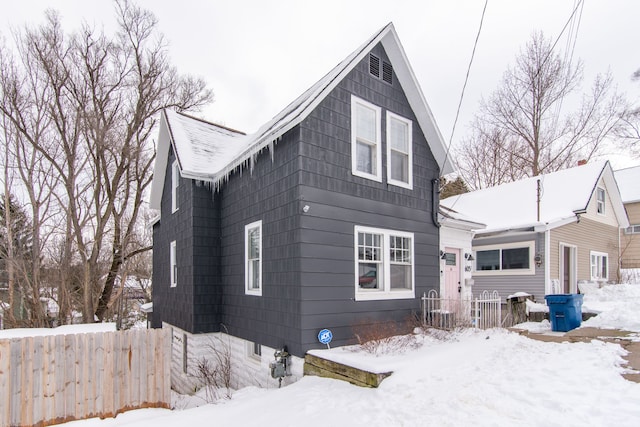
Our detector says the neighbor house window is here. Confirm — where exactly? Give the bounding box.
[596,187,605,214]
[351,95,382,182]
[171,160,180,213]
[354,226,414,301]
[590,251,608,280]
[386,111,413,189]
[170,240,177,287]
[474,241,535,275]
[625,225,640,234]
[245,220,262,296]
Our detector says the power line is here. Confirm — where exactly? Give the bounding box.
[442,0,489,175]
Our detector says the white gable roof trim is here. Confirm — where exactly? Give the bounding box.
[149,23,451,210]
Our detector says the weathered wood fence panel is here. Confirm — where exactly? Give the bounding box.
[0,328,170,427]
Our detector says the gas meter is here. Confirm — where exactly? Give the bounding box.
[269,347,291,387]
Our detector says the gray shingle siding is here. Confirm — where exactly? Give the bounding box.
[152,147,196,331]
[152,43,442,357]
[296,44,440,352]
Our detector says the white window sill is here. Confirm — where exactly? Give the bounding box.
[355,290,414,301]
[473,269,535,276]
[352,170,382,183]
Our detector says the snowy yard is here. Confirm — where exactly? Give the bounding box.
[57,284,640,427]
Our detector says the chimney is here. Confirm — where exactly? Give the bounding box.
[577,159,587,166]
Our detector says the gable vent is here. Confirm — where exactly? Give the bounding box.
[382,61,393,84]
[369,53,380,78]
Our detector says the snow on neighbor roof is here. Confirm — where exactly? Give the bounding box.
[149,22,450,210]
[614,165,640,203]
[438,205,486,231]
[441,161,628,234]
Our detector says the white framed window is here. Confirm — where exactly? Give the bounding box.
[245,220,262,296]
[354,226,414,301]
[590,251,608,280]
[171,160,180,213]
[473,241,535,276]
[351,95,382,182]
[170,240,177,287]
[596,187,605,215]
[247,341,262,362]
[625,225,640,234]
[386,111,413,189]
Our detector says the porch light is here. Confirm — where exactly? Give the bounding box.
[534,253,543,267]
[464,253,474,261]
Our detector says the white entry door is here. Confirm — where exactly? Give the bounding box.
[444,247,461,300]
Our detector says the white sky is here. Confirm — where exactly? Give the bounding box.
[4,1,640,168]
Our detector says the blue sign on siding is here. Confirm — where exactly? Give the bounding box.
[318,329,333,345]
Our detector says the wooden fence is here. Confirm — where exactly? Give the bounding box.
[0,328,171,427]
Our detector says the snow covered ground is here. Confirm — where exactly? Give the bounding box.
[56,284,640,427]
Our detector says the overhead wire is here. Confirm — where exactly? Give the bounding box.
[444,0,585,213]
[441,0,489,176]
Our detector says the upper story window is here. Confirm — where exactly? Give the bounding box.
[596,187,605,215]
[625,225,640,234]
[245,220,262,296]
[171,160,180,213]
[590,251,608,280]
[351,96,382,182]
[351,95,414,188]
[170,240,177,287]
[386,111,413,189]
[474,241,535,276]
[354,225,414,301]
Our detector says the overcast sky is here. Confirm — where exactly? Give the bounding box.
[4,0,640,168]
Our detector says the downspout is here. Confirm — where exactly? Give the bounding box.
[544,229,551,295]
[432,178,441,228]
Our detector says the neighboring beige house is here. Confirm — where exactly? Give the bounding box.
[616,165,640,269]
[442,161,629,301]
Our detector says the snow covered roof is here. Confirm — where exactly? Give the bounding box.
[614,165,640,203]
[441,161,628,234]
[150,22,451,210]
[438,205,486,231]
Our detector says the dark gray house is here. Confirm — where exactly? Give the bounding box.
[149,23,452,391]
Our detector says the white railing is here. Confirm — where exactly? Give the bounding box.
[422,289,502,330]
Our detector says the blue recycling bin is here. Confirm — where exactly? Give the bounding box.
[545,294,584,332]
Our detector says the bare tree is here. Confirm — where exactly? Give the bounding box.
[0,0,213,324]
[616,69,640,158]
[457,32,624,188]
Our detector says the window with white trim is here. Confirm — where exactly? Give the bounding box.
[590,251,608,280]
[247,341,262,362]
[171,160,180,213]
[625,225,640,234]
[355,226,414,301]
[474,241,535,275]
[170,240,177,287]
[351,96,382,181]
[596,187,605,214]
[386,111,413,189]
[245,220,262,296]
